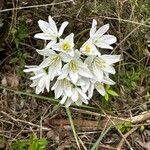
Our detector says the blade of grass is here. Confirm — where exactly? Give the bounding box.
[91,126,111,150]
[66,107,81,149]
[0,86,96,111]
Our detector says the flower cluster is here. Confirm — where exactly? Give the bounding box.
[24,16,121,107]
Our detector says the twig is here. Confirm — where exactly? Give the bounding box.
[113,17,150,51]
[117,127,138,150]
[131,111,150,124]
[0,111,51,131]
[0,0,73,13]
[97,15,150,28]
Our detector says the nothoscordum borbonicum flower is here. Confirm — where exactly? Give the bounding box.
[24,51,62,80]
[34,16,68,42]
[52,33,75,56]
[24,66,51,94]
[60,87,89,107]
[89,19,117,50]
[51,78,73,99]
[58,50,93,84]
[85,55,121,82]
[24,16,121,107]
[80,39,100,56]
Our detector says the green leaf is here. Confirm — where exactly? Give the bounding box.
[107,90,119,96]
[104,93,109,101]
[91,126,111,150]
[66,107,80,149]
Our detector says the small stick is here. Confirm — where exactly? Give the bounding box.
[0,111,51,131]
[0,0,73,13]
[117,127,138,150]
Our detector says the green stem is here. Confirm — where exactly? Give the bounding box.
[65,107,80,149]
[0,86,96,111]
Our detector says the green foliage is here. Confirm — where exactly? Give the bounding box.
[140,125,145,132]
[12,21,28,49]
[9,51,30,77]
[116,121,132,133]
[144,92,150,100]
[9,17,29,77]
[104,85,119,101]
[11,134,47,150]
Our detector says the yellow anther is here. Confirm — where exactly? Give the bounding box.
[62,42,70,52]
[85,45,91,53]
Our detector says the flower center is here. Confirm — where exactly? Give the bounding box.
[62,42,71,52]
[94,57,106,68]
[84,44,92,53]
[69,60,78,72]
[50,54,61,66]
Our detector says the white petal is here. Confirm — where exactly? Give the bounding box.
[77,88,89,100]
[57,60,62,75]
[99,35,117,44]
[36,48,53,56]
[24,67,40,72]
[75,99,82,106]
[58,21,69,36]
[71,89,78,102]
[96,86,105,96]
[54,85,63,99]
[80,97,89,104]
[30,73,45,80]
[88,83,94,98]
[94,24,110,38]
[68,50,74,57]
[65,33,74,43]
[52,43,61,51]
[65,98,72,107]
[78,67,93,78]
[95,42,113,49]
[38,77,46,89]
[102,66,116,74]
[34,33,52,40]
[102,77,115,85]
[93,63,103,82]
[101,55,121,65]
[45,76,51,92]
[69,72,78,84]
[58,64,69,79]
[30,79,39,87]
[38,20,50,33]
[65,86,72,97]
[60,52,72,62]
[36,86,42,94]
[39,58,50,68]
[90,19,97,37]
[48,16,58,33]
[46,41,56,49]
[60,95,67,104]
[51,80,59,90]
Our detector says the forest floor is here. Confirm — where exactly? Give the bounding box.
[0,0,150,149]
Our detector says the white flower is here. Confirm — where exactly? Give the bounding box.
[80,39,100,56]
[85,55,121,82]
[24,66,51,94]
[34,16,68,41]
[58,50,93,84]
[24,51,62,80]
[60,87,89,107]
[51,78,73,99]
[52,33,75,56]
[36,41,56,57]
[90,19,117,49]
